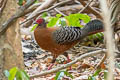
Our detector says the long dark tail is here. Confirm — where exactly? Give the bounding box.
[82,19,104,36]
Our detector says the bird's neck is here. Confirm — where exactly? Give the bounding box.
[37,23,47,28]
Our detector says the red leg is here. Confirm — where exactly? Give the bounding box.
[66,55,71,63]
[63,52,72,70]
[47,58,56,70]
[48,63,54,70]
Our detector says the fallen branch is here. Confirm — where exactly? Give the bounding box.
[30,49,106,79]
[0,0,36,36]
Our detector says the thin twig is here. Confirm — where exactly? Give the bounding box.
[30,49,106,79]
[79,0,93,13]
[78,0,102,18]
[95,53,107,69]
[54,8,67,16]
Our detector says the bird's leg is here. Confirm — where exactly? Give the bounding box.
[63,52,71,63]
[47,56,56,70]
[63,52,72,70]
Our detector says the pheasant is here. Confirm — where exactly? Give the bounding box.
[34,18,104,70]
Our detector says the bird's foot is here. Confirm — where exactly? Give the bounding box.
[47,63,54,70]
[67,57,72,70]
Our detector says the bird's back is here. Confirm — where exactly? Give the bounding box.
[52,27,82,44]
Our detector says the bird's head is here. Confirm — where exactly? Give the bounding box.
[34,18,46,28]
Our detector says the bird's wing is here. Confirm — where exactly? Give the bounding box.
[52,27,82,44]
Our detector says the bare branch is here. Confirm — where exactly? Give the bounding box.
[78,0,93,13]
[26,0,56,20]
[24,3,42,15]
[21,0,72,25]
[54,8,67,16]
[0,0,36,36]
[30,49,106,79]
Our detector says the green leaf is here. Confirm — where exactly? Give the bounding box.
[21,70,30,80]
[18,0,24,6]
[93,69,102,76]
[56,14,62,18]
[65,13,90,27]
[59,19,67,26]
[31,24,38,32]
[104,70,108,80]
[16,70,29,80]
[76,13,90,23]
[47,17,59,27]
[95,33,104,40]
[54,71,61,80]
[64,71,73,79]
[4,70,10,78]
[8,67,18,80]
[47,13,90,27]
[41,12,48,18]
[16,71,22,80]
[88,32,104,41]
[34,0,39,3]
[55,71,73,80]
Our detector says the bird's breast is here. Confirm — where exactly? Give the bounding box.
[34,27,79,55]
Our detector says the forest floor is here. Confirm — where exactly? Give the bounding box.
[21,36,120,80]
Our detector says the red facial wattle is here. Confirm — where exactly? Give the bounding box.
[36,18,43,24]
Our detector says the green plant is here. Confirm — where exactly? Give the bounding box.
[47,13,90,27]
[88,69,107,80]
[54,71,73,80]
[4,67,29,80]
[31,24,38,32]
[47,14,62,27]
[88,32,104,41]
[41,12,48,18]
[65,13,90,27]
[18,0,24,6]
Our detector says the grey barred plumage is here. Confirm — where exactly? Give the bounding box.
[52,19,104,44]
[52,27,82,44]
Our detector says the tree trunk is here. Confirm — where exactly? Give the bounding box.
[0,0,24,80]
